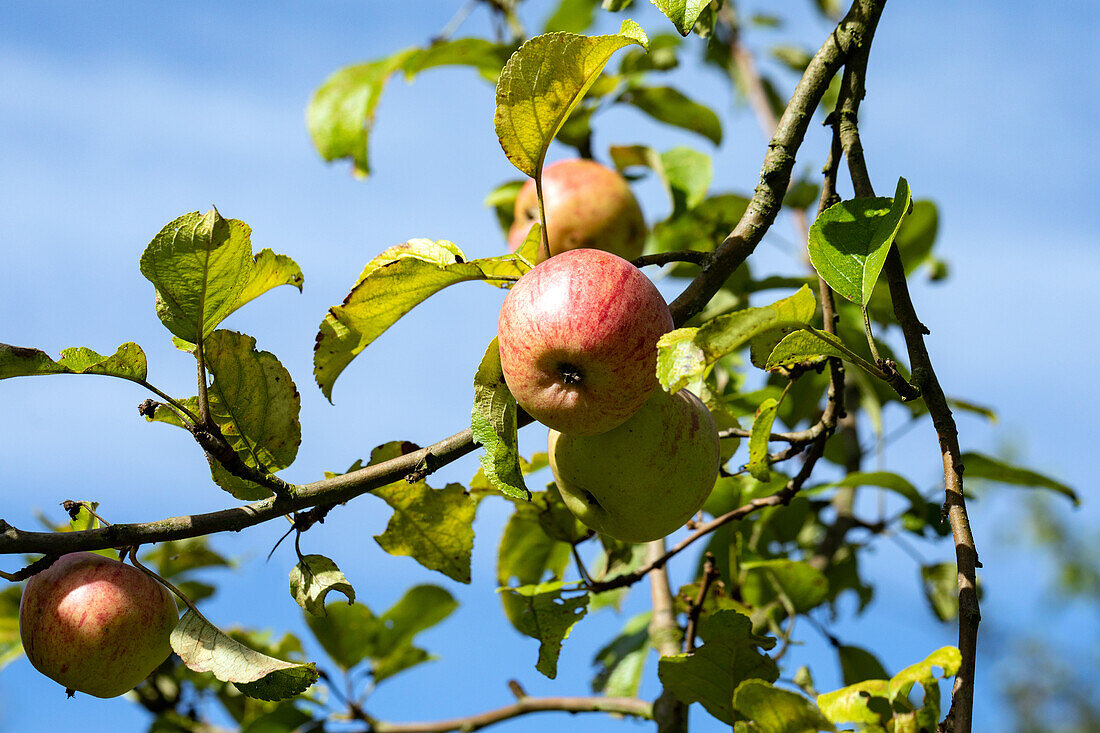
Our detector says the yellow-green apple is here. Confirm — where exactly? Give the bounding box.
[548,387,720,542]
[508,159,646,259]
[19,551,179,697]
[498,248,673,436]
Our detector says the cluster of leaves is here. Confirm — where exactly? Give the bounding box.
[0,1,1083,732]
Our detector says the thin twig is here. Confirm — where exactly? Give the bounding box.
[632,250,710,269]
[365,696,653,733]
[683,553,718,653]
[834,10,980,731]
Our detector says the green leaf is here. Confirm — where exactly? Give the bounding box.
[763,328,845,370]
[746,398,779,481]
[304,602,381,670]
[592,612,650,698]
[471,338,530,501]
[232,249,304,314]
[140,209,254,342]
[817,679,890,726]
[308,39,512,177]
[372,644,432,684]
[895,201,939,275]
[807,177,912,305]
[658,610,779,724]
[838,645,890,686]
[543,0,600,33]
[770,45,814,73]
[821,471,925,513]
[657,286,816,392]
[497,503,572,630]
[314,239,531,401]
[961,452,1078,504]
[141,537,232,579]
[742,560,830,613]
[308,50,415,177]
[818,646,960,728]
[920,563,959,622]
[290,555,355,617]
[0,587,23,672]
[373,481,478,584]
[0,342,147,382]
[499,581,590,679]
[733,679,837,733]
[485,179,526,233]
[619,85,722,145]
[378,585,458,654]
[651,0,711,35]
[494,20,648,177]
[171,610,318,701]
[610,144,712,215]
[204,330,301,500]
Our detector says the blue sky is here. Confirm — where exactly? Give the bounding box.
[1,1,1096,731]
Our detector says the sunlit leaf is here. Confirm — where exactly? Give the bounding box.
[309,40,511,177]
[657,286,816,392]
[651,0,711,35]
[499,581,589,679]
[746,398,779,481]
[373,482,478,584]
[495,20,647,177]
[807,178,911,305]
[140,209,253,342]
[203,330,301,500]
[471,338,529,500]
[171,610,318,701]
[0,342,148,382]
[290,555,355,617]
[314,239,531,401]
[733,679,837,733]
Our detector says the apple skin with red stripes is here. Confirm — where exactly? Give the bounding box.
[507,159,646,260]
[497,248,673,436]
[19,551,179,698]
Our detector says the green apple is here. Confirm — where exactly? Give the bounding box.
[508,159,646,259]
[19,551,179,698]
[498,248,673,436]
[548,387,720,542]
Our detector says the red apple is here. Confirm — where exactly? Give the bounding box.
[508,159,647,259]
[498,248,674,436]
[548,387,720,542]
[19,551,180,698]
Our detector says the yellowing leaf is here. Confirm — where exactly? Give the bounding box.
[0,342,147,382]
[495,20,648,177]
[471,338,530,501]
[290,555,355,617]
[373,481,478,584]
[313,239,531,402]
[171,610,318,701]
[140,209,253,342]
[499,581,589,679]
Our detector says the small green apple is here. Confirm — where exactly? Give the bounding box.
[19,551,180,698]
[508,159,646,259]
[548,387,720,542]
